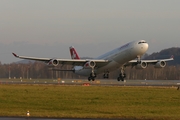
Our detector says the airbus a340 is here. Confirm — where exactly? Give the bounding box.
[12,40,173,81]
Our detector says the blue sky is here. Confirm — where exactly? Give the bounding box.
[0,0,180,63]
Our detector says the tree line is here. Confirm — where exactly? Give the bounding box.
[0,61,179,80]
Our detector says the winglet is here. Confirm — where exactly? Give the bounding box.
[12,53,18,58]
[170,55,174,59]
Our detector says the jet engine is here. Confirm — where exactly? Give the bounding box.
[154,61,166,68]
[47,59,59,66]
[135,62,147,69]
[84,61,96,68]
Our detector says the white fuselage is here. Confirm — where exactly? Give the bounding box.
[74,40,149,76]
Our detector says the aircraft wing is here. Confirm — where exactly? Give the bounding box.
[12,53,110,67]
[125,55,174,66]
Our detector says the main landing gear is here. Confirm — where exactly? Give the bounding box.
[103,71,109,79]
[117,67,126,81]
[88,73,96,81]
[88,67,96,81]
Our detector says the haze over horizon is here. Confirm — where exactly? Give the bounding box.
[0,0,180,63]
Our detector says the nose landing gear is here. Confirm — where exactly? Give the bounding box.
[117,67,126,81]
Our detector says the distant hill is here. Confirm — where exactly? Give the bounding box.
[145,47,180,65]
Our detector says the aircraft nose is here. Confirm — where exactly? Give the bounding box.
[138,43,148,55]
[132,40,149,56]
[144,43,149,52]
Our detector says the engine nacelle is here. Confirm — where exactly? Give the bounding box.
[135,62,147,69]
[154,61,166,68]
[84,61,96,68]
[47,59,59,66]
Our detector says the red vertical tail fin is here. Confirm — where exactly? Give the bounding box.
[69,46,80,59]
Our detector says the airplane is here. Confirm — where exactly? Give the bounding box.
[12,40,173,81]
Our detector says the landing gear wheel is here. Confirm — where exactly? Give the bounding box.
[106,74,109,79]
[88,77,91,81]
[117,76,124,81]
[121,77,124,82]
[117,77,120,81]
[117,67,126,81]
[88,73,96,81]
[103,71,109,79]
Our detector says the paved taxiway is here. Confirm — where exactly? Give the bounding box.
[0,79,180,87]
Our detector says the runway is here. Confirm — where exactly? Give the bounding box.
[0,78,180,87]
[0,117,117,120]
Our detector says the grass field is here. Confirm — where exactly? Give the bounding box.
[0,85,179,119]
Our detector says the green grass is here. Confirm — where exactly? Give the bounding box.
[0,85,179,119]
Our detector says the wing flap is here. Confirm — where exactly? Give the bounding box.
[12,53,109,67]
[126,56,174,66]
[57,59,109,66]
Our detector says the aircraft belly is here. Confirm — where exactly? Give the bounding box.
[97,61,122,74]
[96,48,137,74]
[75,69,93,76]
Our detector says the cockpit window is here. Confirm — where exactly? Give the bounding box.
[138,41,147,44]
